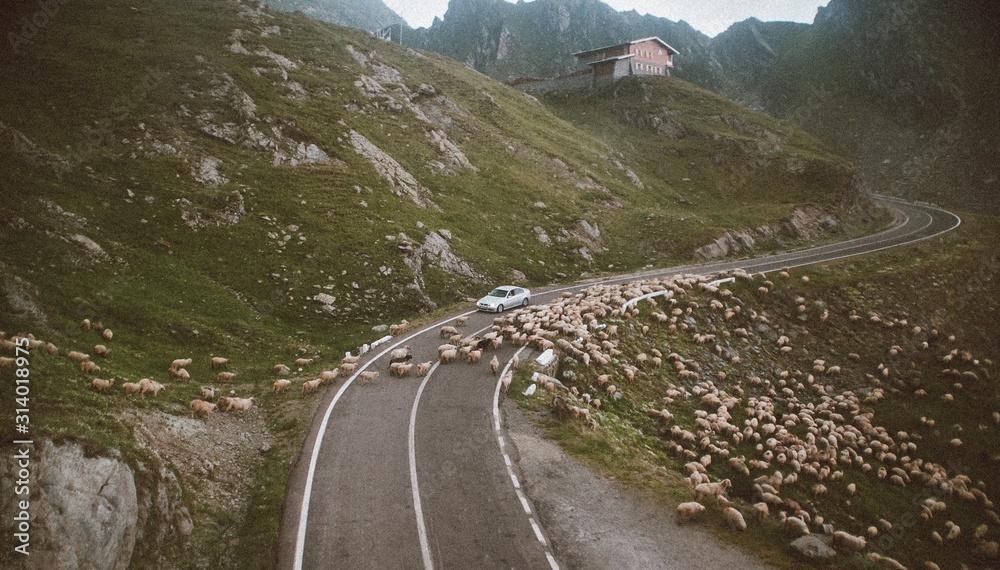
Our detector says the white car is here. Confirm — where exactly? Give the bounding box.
[477,286,531,313]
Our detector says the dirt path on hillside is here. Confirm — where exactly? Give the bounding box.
[504,404,775,570]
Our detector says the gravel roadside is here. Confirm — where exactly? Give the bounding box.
[503,402,776,570]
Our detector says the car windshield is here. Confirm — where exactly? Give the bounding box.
[488,288,510,298]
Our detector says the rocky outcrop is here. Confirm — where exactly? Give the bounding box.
[425,129,478,174]
[789,535,837,563]
[0,121,72,178]
[350,130,440,210]
[192,156,229,187]
[695,205,839,259]
[395,230,488,307]
[178,59,332,168]
[0,438,198,570]
[0,440,137,570]
[177,191,246,231]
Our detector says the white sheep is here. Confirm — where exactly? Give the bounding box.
[832,530,867,552]
[101,328,113,342]
[500,370,513,393]
[189,399,216,418]
[389,320,410,335]
[210,356,230,369]
[490,355,500,375]
[171,358,193,370]
[200,386,215,400]
[390,362,414,377]
[294,357,314,368]
[93,345,109,358]
[675,502,706,524]
[273,379,292,393]
[169,367,191,381]
[319,369,339,383]
[439,348,458,364]
[722,507,747,532]
[752,502,769,523]
[358,371,379,384]
[216,371,237,383]
[784,516,810,537]
[694,479,731,502]
[416,361,433,376]
[222,396,254,412]
[301,379,322,394]
[90,378,114,392]
[139,378,166,398]
[389,347,410,361]
[121,382,141,395]
[67,351,90,364]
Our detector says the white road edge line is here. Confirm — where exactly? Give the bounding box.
[292,310,477,570]
[409,361,441,570]
[492,345,561,569]
[531,197,959,305]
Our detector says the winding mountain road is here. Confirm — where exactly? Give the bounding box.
[275,195,960,570]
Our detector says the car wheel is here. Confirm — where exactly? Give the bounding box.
[497,304,504,313]
[521,298,529,307]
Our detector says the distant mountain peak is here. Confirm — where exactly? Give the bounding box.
[262,0,405,32]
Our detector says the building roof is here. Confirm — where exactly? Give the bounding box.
[573,36,680,58]
[583,54,635,66]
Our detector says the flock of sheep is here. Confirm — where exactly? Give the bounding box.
[59,321,266,418]
[483,268,997,569]
[5,260,995,569]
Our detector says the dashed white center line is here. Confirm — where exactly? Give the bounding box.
[492,345,561,570]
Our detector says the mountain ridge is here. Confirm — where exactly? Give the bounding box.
[399,0,999,212]
[0,2,877,565]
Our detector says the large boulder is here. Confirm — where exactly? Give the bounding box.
[790,535,838,564]
[0,440,138,570]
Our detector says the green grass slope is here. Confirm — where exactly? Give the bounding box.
[510,214,999,570]
[0,0,883,566]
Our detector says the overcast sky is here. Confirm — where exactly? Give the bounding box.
[385,0,830,37]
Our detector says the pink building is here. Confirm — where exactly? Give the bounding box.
[573,37,679,86]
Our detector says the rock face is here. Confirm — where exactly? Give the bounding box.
[350,130,440,210]
[0,441,137,570]
[0,437,196,570]
[396,230,488,307]
[695,205,840,260]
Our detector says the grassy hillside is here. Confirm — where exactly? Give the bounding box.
[510,213,999,570]
[0,0,882,566]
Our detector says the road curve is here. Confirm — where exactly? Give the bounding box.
[275,196,960,570]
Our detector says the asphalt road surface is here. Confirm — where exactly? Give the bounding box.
[275,196,960,570]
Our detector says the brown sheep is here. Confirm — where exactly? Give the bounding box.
[190,399,217,419]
